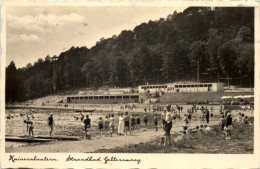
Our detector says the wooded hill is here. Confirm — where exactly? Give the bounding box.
[6,7,254,103]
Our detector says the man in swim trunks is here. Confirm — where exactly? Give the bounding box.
[164,110,172,147]
[27,121,34,137]
[48,114,55,136]
[124,112,131,135]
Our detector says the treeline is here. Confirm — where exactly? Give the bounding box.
[6,7,254,103]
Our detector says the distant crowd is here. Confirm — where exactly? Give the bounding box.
[6,103,253,146]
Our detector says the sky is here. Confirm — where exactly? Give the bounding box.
[6,6,186,68]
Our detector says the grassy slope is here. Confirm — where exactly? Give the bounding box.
[96,124,254,154]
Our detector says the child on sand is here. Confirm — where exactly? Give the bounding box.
[98,117,104,137]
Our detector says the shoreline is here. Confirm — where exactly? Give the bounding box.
[5,104,144,113]
[6,118,220,153]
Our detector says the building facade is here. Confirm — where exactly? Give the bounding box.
[66,94,139,104]
[138,82,223,94]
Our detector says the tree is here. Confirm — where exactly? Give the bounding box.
[45,55,52,62]
[217,41,237,86]
[6,61,18,103]
[114,58,130,87]
[206,28,223,82]
[52,69,58,93]
[189,41,207,82]
[26,63,32,69]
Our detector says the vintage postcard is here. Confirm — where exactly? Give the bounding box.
[1,1,259,168]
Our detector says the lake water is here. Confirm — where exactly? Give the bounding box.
[5,109,121,137]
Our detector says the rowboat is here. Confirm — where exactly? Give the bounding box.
[6,136,52,143]
[6,135,80,142]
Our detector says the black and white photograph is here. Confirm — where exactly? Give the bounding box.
[1,2,259,168]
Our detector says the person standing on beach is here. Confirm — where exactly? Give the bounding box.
[24,115,34,137]
[136,114,141,130]
[188,112,192,124]
[184,114,189,126]
[104,116,109,133]
[143,114,148,129]
[124,112,131,135]
[131,114,135,131]
[200,110,205,124]
[48,114,55,136]
[25,114,30,132]
[161,110,166,129]
[154,114,158,131]
[118,113,125,135]
[28,120,34,137]
[205,109,210,123]
[210,106,214,119]
[108,114,114,137]
[98,117,104,137]
[164,110,172,147]
[83,115,91,139]
[225,113,233,139]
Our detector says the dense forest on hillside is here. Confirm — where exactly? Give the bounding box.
[6,7,254,103]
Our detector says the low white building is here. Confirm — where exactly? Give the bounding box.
[138,84,168,94]
[138,82,223,93]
